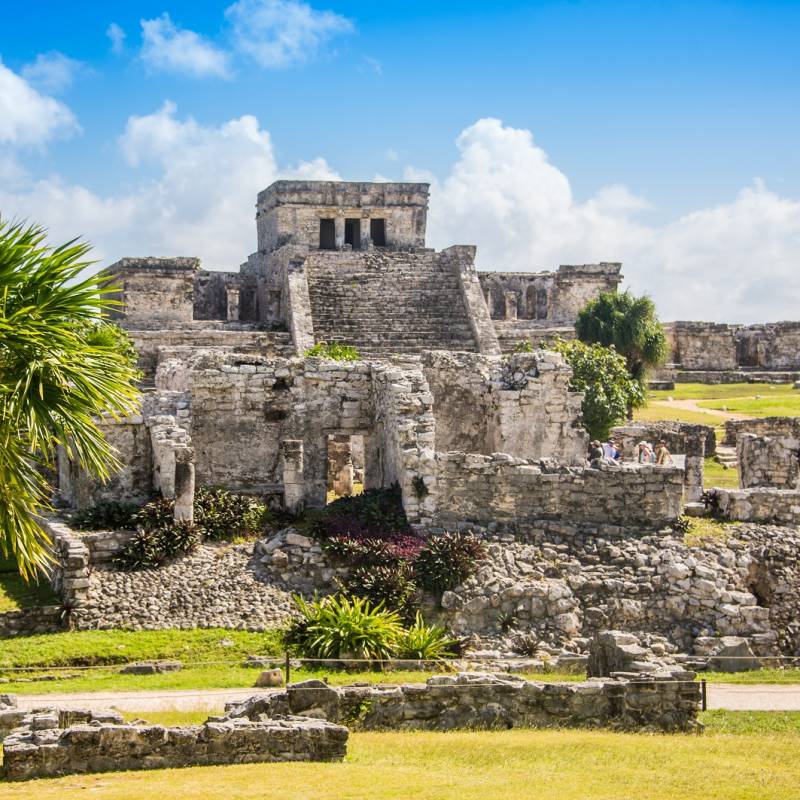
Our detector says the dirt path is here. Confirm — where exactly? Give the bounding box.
[17,684,800,713]
[651,398,751,421]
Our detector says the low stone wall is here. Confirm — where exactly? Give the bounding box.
[432,455,684,528]
[0,606,63,638]
[225,671,701,733]
[256,529,343,595]
[715,488,800,525]
[2,714,348,780]
[737,433,799,489]
[723,416,800,446]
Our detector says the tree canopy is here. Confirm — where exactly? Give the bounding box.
[0,220,140,577]
[552,338,644,440]
[575,291,667,383]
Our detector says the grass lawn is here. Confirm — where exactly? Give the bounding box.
[1,725,798,800]
[0,555,57,614]
[703,456,739,489]
[636,381,800,428]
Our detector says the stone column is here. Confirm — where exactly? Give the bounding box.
[684,434,705,502]
[504,292,518,321]
[334,218,345,249]
[173,449,195,523]
[226,287,241,322]
[281,439,305,512]
[360,215,371,251]
[327,434,354,497]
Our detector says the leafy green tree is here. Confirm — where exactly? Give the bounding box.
[552,338,644,440]
[575,291,667,384]
[0,220,140,576]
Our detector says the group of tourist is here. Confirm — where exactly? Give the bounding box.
[587,437,673,467]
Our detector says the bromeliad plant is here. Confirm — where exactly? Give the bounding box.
[285,595,459,662]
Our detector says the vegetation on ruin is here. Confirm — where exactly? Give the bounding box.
[575,290,668,386]
[308,486,485,617]
[70,500,142,531]
[303,341,360,361]
[3,726,798,800]
[552,338,644,439]
[284,595,459,661]
[0,221,141,577]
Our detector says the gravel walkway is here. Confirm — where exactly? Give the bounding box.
[17,684,800,713]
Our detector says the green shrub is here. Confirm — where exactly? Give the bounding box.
[159,519,202,558]
[70,501,142,531]
[193,487,268,541]
[394,613,459,660]
[513,340,534,353]
[113,529,164,571]
[339,564,420,620]
[136,497,175,530]
[285,595,403,661]
[414,532,486,594]
[303,341,360,361]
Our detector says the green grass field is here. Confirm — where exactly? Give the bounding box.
[703,456,739,489]
[636,381,800,429]
[1,724,798,800]
[0,554,57,614]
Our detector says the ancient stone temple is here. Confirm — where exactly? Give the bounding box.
[59,180,673,526]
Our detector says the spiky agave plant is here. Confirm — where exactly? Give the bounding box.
[394,613,459,661]
[0,219,140,577]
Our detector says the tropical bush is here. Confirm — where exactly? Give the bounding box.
[394,613,459,660]
[193,487,268,541]
[303,341,360,361]
[414,532,487,593]
[552,338,644,440]
[339,563,419,619]
[285,595,404,661]
[70,501,141,531]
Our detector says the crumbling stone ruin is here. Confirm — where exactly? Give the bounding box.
[0,695,348,781]
[0,178,790,669]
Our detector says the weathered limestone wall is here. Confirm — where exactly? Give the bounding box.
[129,329,293,382]
[432,456,684,529]
[256,181,429,252]
[669,322,800,372]
[492,322,575,353]
[58,415,153,509]
[226,671,700,733]
[738,433,799,489]
[104,258,198,326]
[479,264,622,323]
[422,351,587,462]
[724,417,800,446]
[715,488,800,525]
[193,270,241,320]
[2,715,348,780]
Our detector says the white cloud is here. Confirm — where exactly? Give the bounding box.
[0,103,337,268]
[107,22,126,55]
[2,111,798,322]
[21,51,87,94]
[424,118,800,323]
[225,0,353,68]
[140,13,231,78]
[0,59,79,147]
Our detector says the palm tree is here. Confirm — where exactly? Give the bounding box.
[0,220,140,577]
[575,291,667,384]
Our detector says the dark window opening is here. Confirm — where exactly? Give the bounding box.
[319,219,336,250]
[344,218,361,250]
[370,218,386,247]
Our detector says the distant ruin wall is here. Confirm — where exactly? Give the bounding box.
[715,488,800,525]
[724,417,800,446]
[669,321,800,372]
[432,455,684,528]
[479,264,622,324]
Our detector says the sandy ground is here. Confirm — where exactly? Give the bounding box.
[15,684,800,713]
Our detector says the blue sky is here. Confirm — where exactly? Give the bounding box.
[1,1,799,321]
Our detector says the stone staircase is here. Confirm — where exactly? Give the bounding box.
[715,444,738,469]
[305,249,478,356]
